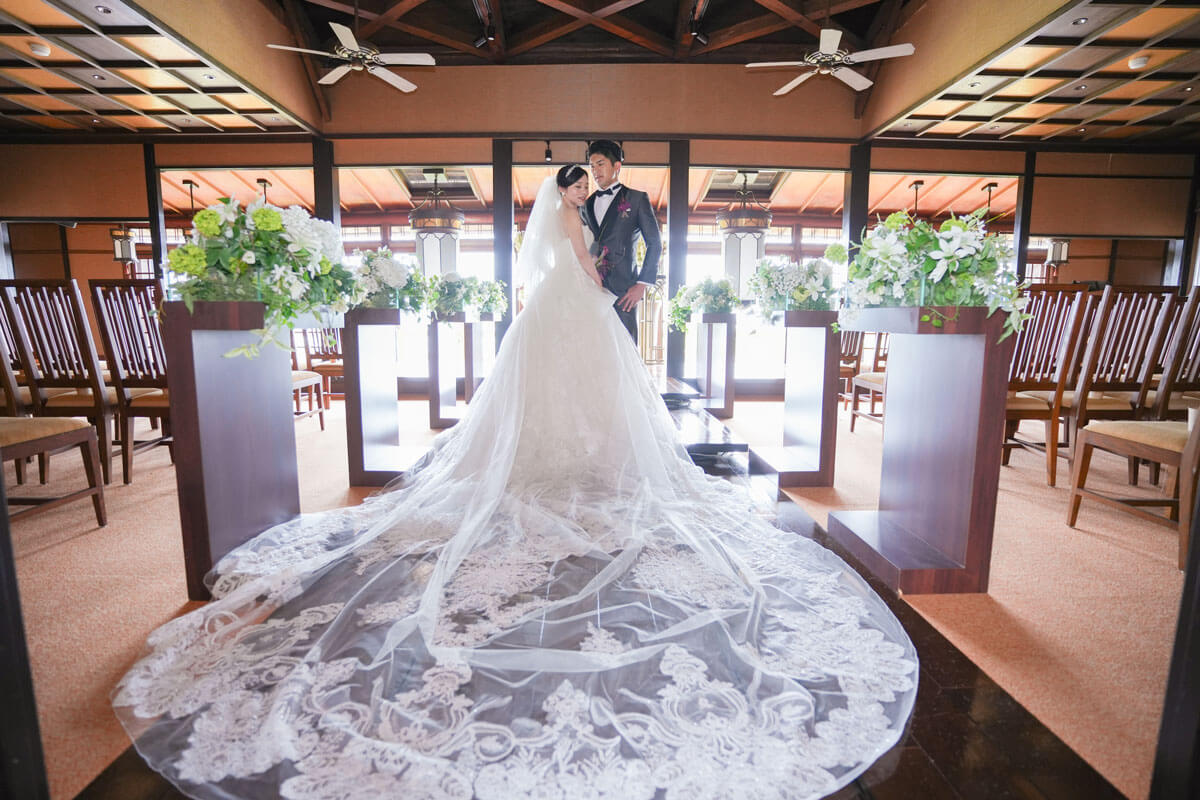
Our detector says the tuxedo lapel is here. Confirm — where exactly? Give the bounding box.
[595,186,628,244]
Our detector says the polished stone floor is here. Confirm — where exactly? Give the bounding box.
[76,463,1126,800]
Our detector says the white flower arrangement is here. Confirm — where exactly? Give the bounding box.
[747,254,836,317]
[839,210,1028,338]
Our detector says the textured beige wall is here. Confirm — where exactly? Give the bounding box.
[0,145,147,218]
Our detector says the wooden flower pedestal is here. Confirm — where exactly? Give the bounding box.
[163,301,300,601]
[695,312,736,420]
[826,307,1014,594]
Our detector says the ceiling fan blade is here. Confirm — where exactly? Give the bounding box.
[774,71,816,96]
[329,21,360,52]
[746,61,805,68]
[819,28,842,54]
[369,66,417,93]
[267,44,338,57]
[847,43,915,63]
[318,64,353,85]
[832,67,873,91]
[377,52,436,66]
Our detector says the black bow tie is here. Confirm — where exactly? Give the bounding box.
[596,187,617,197]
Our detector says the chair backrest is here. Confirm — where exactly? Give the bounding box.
[1075,285,1178,406]
[869,332,889,372]
[303,327,343,368]
[0,279,107,410]
[89,279,168,394]
[839,330,863,363]
[0,318,24,416]
[1151,291,1200,418]
[1008,285,1088,392]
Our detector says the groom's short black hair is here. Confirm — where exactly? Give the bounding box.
[587,139,623,164]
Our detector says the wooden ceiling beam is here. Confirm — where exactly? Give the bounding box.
[867,173,908,215]
[692,169,715,211]
[280,0,331,123]
[933,177,985,217]
[347,169,386,211]
[854,0,903,119]
[507,17,588,55]
[533,1,672,58]
[673,0,700,60]
[752,0,822,38]
[692,14,792,55]
[470,0,507,62]
[387,169,414,204]
[358,0,431,41]
[300,0,486,58]
[796,172,833,214]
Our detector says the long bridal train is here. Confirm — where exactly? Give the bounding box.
[114,177,917,800]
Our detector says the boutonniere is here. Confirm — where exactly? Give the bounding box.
[617,198,632,219]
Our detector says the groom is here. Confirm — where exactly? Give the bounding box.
[583,140,662,344]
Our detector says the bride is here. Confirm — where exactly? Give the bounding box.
[114,165,918,800]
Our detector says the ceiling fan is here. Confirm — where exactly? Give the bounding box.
[267,21,434,93]
[746,28,914,95]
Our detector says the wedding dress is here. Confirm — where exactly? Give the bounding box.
[114,177,918,800]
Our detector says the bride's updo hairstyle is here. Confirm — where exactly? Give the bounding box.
[556,164,587,188]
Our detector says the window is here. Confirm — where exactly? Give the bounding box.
[800,227,842,243]
[341,225,383,243]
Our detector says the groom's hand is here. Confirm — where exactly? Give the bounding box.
[618,283,647,312]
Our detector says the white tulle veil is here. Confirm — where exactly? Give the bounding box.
[110,169,919,800]
[514,176,562,293]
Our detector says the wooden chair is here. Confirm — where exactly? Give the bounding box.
[0,416,106,527]
[89,279,172,484]
[302,327,344,410]
[849,332,888,432]
[290,346,325,430]
[1003,285,1088,486]
[0,280,130,484]
[837,330,864,409]
[1067,418,1198,570]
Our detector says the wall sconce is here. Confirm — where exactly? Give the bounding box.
[1048,239,1070,264]
[544,140,552,163]
[109,226,136,262]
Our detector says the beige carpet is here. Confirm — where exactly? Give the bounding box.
[725,402,1184,800]
[8,399,1182,799]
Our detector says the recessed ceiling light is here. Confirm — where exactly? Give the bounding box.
[1072,17,1088,25]
[968,81,981,88]
[28,41,50,57]
[1128,55,1150,70]
[1185,86,1194,92]
[1078,127,1086,132]
[1076,84,1087,90]
[92,118,99,123]
[990,124,1000,129]
[95,5,112,13]
[203,74,216,80]
[272,116,281,122]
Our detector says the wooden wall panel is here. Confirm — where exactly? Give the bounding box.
[871,147,1026,175]
[690,141,851,170]
[1036,153,1194,177]
[0,145,146,219]
[7,223,65,279]
[155,142,313,167]
[333,138,493,166]
[1031,177,1190,238]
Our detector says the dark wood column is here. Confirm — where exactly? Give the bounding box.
[312,137,339,228]
[1013,150,1036,283]
[493,139,514,347]
[143,143,166,280]
[0,483,49,800]
[843,143,870,248]
[667,139,689,380]
[1150,495,1200,799]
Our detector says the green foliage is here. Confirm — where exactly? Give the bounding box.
[842,209,1029,340]
[167,197,360,358]
[668,278,738,334]
[426,273,509,318]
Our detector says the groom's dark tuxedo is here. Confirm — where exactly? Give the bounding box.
[582,184,661,344]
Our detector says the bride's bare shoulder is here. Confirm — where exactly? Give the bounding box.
[560,205,583,230]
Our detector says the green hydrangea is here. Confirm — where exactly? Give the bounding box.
[318,256,333,275]
[192,208,221,237]
[940,218,968,232]
[823,243,848,264]
[252,207,283,232]
[883,211,910,231]
[167,243,209,276]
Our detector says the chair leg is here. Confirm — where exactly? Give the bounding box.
[323,376,332,410]
[164,419,175,463]
[149,417,159,430]
[1128,456,1139,486]
[78,437,106,527]
[316,384,325,431]
[1180,467,1195,571]
[1150,462,1162,486]
[122,412,134,484]
[1046,418,1058,487]
[1002,419,1018,466]
[1066,434,1094,526]
[294,389,302,413]
[13,457,24,485]
[850,387,859,432]
[37,452,48,484]
[95,415,113,485]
